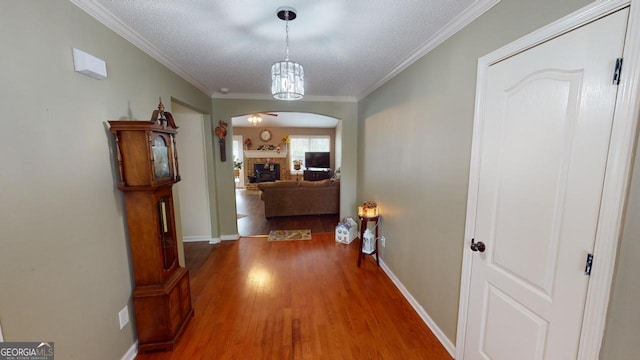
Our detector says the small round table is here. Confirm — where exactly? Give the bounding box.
[358,215,380,267]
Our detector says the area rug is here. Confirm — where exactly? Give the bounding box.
[268,229,312,241]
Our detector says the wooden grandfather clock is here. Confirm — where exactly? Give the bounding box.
[109,99,193,353]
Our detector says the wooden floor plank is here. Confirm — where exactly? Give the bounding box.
[137,233,452,360]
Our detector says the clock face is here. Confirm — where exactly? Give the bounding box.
[260,129,272,142]
[152,136,171,178]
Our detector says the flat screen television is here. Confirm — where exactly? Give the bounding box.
[305,152,330,169]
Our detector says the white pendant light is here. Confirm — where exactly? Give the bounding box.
[271,7,304,100]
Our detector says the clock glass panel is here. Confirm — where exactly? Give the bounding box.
[152,136,171,178]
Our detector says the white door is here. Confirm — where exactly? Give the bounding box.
[462,9,628,360]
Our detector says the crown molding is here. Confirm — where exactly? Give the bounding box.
[70,0,214,97]
[211,92,358,103]
[72,0,497,103]
[358,0,501,100]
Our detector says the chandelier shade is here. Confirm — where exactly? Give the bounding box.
[271,7,304,101]
[247,114,262,126]
[272,60,304,100]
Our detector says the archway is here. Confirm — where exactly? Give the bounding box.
[209,98,357,240]
[231,112,341,236]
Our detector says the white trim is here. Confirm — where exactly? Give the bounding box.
[579,0,640,357]
[481,1,630,67]
[209,237,221,244]
[358,0,501,100]
[455,1,639,359]
[183,236,217,243]
[71,0,495,102]
[379,259,456,357]
[212,92,358,103]
[198,113,215,241]
[244,150,288,158]
[220,234,240,241]
[120,341,137,360]
[70,0,212,97]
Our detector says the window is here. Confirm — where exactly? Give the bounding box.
[232,138,241,163]
[232,135,244,187]
[289,135,331,172]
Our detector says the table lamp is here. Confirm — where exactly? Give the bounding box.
[358,201,379,218]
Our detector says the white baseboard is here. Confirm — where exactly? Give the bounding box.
[184,233,240,243]
[182,235,238,244]
[120,341,137,360]
[220,234,240,241]
[379,259,456,358]
[183,236,216,243]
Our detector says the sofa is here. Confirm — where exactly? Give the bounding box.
[257,179,340,218]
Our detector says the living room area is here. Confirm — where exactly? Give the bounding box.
[231,112,342,236]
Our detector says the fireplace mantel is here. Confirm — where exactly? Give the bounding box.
[244,150,288,158]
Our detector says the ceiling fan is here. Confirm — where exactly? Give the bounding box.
[248,112,278,125]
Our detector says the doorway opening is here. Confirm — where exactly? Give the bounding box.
[231,112,341,236]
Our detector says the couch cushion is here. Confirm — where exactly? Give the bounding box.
[257,181,299,190]
[299,179,330,187]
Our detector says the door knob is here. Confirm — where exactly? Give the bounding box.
[470,238,486,252]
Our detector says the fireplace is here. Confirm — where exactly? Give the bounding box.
[253,163,280,182]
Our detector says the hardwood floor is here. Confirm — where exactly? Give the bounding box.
[163,190,452,359]
[183,241,217,276]
[137,233,452,360]
[185,189,340,277]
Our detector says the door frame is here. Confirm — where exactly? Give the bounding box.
[455,0,640,358]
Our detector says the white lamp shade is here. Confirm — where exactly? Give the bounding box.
[358,203,379,218]
[271,61,304,100]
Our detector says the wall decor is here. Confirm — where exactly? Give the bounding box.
[260,129,272,142]
[214,120,228,161]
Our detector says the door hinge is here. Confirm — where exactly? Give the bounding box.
[613,58,623,85]
[584,253,594,276]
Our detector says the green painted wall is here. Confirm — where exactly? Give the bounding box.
[357,0,591,343]
[0,1,210,359]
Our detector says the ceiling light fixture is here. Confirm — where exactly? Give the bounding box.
[248,114,263,126]
[271,7,304,101]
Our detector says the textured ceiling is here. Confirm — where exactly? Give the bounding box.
[72,0,497,101]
